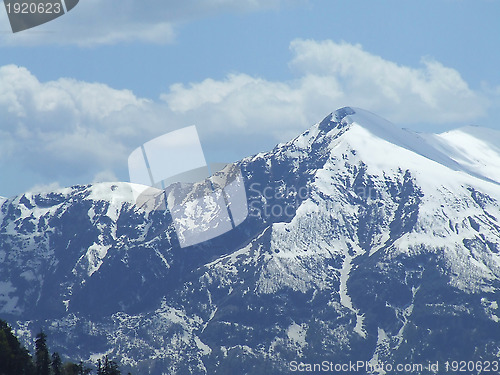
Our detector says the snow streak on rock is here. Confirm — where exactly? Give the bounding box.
[1,107,500,374]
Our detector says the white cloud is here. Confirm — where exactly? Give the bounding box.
[160,39,489,138]
[288,39,488,124]
[0,0,289,46]
[0,40,494,196]
[0,64,159,181]
[27,181,63,194]
[92,170,119,184]
[161,74,308,139]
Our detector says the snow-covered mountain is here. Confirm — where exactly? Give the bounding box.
[423,126,500,183]
[1,107,499,374]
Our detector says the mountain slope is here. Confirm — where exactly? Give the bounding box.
[422,126,500,184]
[1,107,499,374]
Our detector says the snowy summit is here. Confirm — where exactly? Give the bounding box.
[0,107,499,375]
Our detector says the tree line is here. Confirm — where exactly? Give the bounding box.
[0,319,130,375]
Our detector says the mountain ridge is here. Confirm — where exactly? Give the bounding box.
[424,126,500,184]
[1,107,499,374]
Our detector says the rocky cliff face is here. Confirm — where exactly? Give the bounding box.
[1,107,499,374]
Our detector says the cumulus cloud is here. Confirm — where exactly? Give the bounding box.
[27,181,63,194]
[161,74,309,140]
[0,64,162,185]
[0,0,289,46]
[160,39,488,137]
[0,40,493,196]
[288,39,488,124]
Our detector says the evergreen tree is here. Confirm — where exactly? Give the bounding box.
[0,321,131,375]
[62,362,80,375]
[35,331,50,375]
[0,319,35,375]
[51,352,63,375]
[0,328,14,373]
[106,359,120,375]
[77,361,92,375]
[97,356,121,375]
[96,359,103,375]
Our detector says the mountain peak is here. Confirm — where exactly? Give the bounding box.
[318,107,421,146]
[296,107,500,187]
[1,107,500,375]
[318,106,356,132]
[311,107,461,170]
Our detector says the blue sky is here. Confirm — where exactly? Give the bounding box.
[1,0,499,197]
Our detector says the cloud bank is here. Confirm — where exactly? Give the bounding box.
[161,39,488,135]
[0,40,493,195]
[0,0,288,46]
